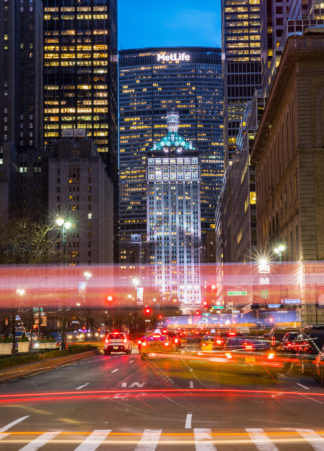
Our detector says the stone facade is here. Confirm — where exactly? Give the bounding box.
[251,33,324,324]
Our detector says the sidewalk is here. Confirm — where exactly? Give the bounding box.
[0,349,98,383]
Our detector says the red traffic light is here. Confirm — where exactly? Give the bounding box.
[157,314,163,320]
[106,295,113,303]
[195,310,201,316]
[203,301,208,307]
[144,307,152,315]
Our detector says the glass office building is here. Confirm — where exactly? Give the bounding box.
[119,47,224,263]
[222,0,262,161]
[43,0,118,179]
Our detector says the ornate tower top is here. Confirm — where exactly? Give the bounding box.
[166,109,179,133]
[152,109,194,153]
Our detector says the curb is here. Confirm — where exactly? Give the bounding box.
[0,349,98,383]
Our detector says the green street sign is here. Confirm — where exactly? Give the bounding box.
[227,291,247,296]
[212,305,224,309]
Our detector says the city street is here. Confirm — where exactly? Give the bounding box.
[0,350,324,449]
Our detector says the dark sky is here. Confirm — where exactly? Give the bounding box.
[118,0,222,50]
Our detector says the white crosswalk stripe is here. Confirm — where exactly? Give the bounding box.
[1,426,324,449]
[0,416,29,441]
[194,428,217,450]
[74,429,111,451]
[134,429,162,451]
[246,428,279,451]
[296,428,324,451]
[19,431,61,451]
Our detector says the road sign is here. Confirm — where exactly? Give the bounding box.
[282,299,300,305]
[212,305,224,309]
[227,291,247,296]
[260,289,269,299]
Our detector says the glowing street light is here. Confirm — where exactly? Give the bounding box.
[274,244,286,263]
[55,216,73,265]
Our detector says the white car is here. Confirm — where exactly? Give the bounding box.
[104,332,132,355]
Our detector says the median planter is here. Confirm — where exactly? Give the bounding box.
[0,343,12,355]
[18,342,30,353]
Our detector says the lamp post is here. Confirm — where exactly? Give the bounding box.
[132,277,139,332]
[274,244,286,306]
[273,244,286,263]
[55,216,73,349]
[83,271,92,340]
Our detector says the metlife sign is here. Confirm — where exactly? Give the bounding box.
[157,53,191,63]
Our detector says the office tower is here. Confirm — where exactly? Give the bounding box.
[43,0,118,179]
[222,0,262,161]
[119,47,224,263]
[0,0,44,220]
[146,110,201,311]
[48,135,114,265]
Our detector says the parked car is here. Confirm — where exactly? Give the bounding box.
[293,325,324,375]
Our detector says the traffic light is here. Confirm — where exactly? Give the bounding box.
[144,306,152,315]
[195,310,201,316]
[203,301,208,308]
[157,314,163,320]
[106,295,113,303]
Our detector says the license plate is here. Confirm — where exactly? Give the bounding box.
[113,346,118,350]
[245,356,255,364]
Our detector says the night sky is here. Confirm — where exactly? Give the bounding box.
[118,0,222,50]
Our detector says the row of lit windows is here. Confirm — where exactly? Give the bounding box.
[44,53,107,59]
[45,7,107,12]
[44,14,108,20]
[44,45,107,51]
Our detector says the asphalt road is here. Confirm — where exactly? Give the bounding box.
[0,349,324,450]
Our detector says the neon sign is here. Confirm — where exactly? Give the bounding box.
[157,53,191,62]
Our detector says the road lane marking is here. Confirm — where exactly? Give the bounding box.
[194,428,216,450]
[129,360,134,363]
[185,413,192,429]
[190,381,194,389]
[75,383,90,390]
[74,429,111,451]
[0,416,29,433]
[297,383,310,390]
[18,431,61,451]
[0,416,29,441]
[111,369,119,373]
[134,429,161,451]
[129,382,146,388]
[246,428,278,451]
[296,428,324,450]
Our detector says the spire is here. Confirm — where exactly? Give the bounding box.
[152,109,194,152]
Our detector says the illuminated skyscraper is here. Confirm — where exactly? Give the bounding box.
[146,110,201,310]
[0,0,45,220]
[222,0,262,161]
[119,47,224,263]
[43,0,118,179]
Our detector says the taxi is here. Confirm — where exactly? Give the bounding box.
[140,331,177,359]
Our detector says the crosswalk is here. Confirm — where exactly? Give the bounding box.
[1,417,324,450]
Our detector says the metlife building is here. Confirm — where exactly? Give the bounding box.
[119,47,224,263]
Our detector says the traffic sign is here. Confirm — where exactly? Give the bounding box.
[212,305,224,309]
[227,291,247,296]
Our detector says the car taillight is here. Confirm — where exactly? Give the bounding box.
[225,352,232,359]
[268,352,275,360]
[164,342,170,347]
[174,338,179,344]
[228,332,236,336]
[138,340,142,345]
[216,339,223,345]
[271,337,276,346]
[142,342,147,347]
[202,343,206,346]
[123,338,127,343]
[105,337,109,344]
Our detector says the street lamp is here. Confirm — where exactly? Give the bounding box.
[55,216,73,350]
[56,217,73,265]
[132,278,140,331]
[274,244,286,263]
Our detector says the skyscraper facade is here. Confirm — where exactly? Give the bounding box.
[222,0,262,161]
[43,0,118,180]
[0,0,45,220]
[146,110,201,310]
[119,47,224,263]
